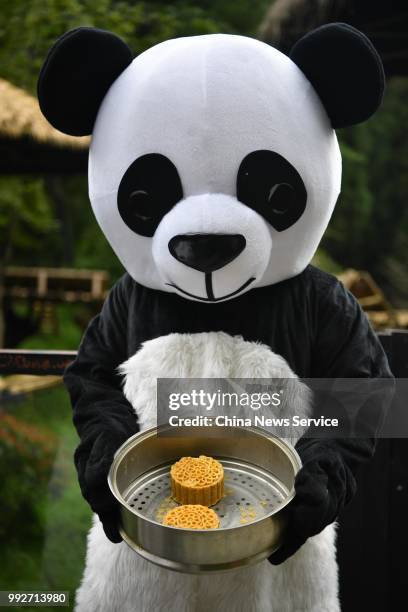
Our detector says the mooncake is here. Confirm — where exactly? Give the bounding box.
[170,455,224,506]
[163,504,220,529]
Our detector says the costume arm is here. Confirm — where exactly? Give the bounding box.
[64,274,139,542]
[270,276,393,564]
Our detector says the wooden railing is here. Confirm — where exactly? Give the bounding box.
[0,349,76,375]
[3,266,109,303]
[0,330,407,376]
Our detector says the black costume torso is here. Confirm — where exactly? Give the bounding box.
[64,264,392,549]
[68,263,390,380]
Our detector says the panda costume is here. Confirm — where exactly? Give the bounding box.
[38,23,392,612]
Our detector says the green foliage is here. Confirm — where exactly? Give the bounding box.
[0,413,57,541]
[0,176,56,261]
[18,304,84,350]
[0,386,92,607]
[322,77,408,305]
[312,249,342,275]
[0,0,271,94]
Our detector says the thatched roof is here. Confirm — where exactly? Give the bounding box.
[259,0,408,77]
[0,78,89,149]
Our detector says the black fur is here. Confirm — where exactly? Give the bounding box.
[290,23,385,128]
[37,27,133,136]
[269,437,367,564]
[117,154,183,237]
[237,150,307,232]
[64,266,392,544]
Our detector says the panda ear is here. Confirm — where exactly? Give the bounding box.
[37,27,133,136]
[289,23,385,129]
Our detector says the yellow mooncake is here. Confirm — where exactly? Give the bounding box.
[163,504,220,529]
[170,455,224,506]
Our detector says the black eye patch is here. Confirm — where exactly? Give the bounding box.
[117,153,183,236]
[236,150,307,231]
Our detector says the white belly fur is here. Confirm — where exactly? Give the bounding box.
[75,332,340,612]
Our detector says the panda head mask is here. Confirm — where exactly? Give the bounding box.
[38,24,384,302]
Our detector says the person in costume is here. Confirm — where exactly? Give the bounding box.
[38,23,392,611]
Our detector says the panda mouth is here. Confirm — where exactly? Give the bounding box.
[166,275,255,302]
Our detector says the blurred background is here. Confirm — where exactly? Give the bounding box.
[0,1,406,610]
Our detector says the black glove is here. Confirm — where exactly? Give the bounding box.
[63,276,142,542]
[268,437,373,564]
[74,416,138,543]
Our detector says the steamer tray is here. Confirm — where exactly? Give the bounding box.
[108,425,301,573]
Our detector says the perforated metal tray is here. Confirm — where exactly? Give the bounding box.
[109,425,301,573]
[123,459,288,529]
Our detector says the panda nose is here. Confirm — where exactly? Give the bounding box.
[168,233,246,273]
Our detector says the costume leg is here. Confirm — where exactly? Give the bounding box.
[75,516,201,612]
[268,524,339,612]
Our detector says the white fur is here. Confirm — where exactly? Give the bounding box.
[151,195,272,301]
[76,516,338,612]
[75,333,339,611]
[89,34,341,301]
[119,331,311,446]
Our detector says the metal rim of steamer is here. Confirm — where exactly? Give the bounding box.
[108,425,301,573]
